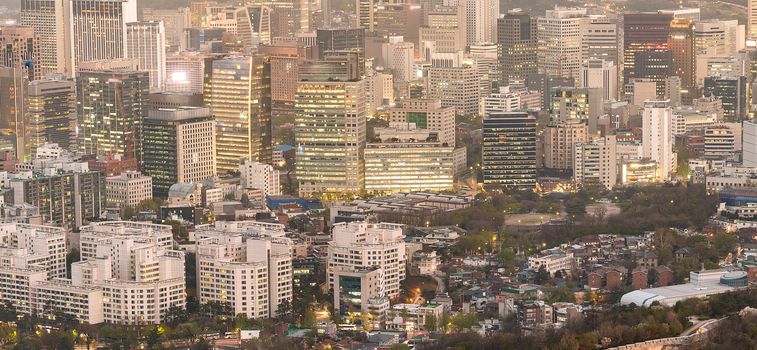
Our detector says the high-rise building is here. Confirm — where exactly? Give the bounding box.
[420,4,466,58]
[0,26,42,82]
[26,76,76,158]
[658,8,700,22]
[463,0,499,46]
[239,159,280,196]
[550,87,592,123]
[482,112,537,189]
[142,7,191,52]
[20,0,69,76]
[141,107,216,198]
[195,221,292,319]
[633,45,672,97]
[641,100,675,180]
[0,67,26,158]
[205,55,272,174]
[388,99,456,147]
[235,5,273,47]
[749,0,757,40]
[328,222,406,299]
[77,69,148,161]
[316,28,366,78]
[105,171,152,209]
[497,10,538,85]
[623,13,673,85]
[165,52,214,95]
[579,59,618,101]
[743,120,757,167]
[668,19,695,98]
[70,0,138,75]
[295,55,366,197]
[427,64,480,116]
[126,21,166,93]
[544,121,588,171]
[382,36,414,83]
[703,76,748,122]
[574,135,617,190]
[581,15,618,65]
[537,7,587,79]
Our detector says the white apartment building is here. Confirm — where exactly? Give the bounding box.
[642,100,676,180]
[126,21,166,92]
[574,136,617,190]
[105,171,153,209]
[328,222,406,299]
[239,159,281,196]
[0,222,184,325]
[527,252,575,276]
[195,221,292,319]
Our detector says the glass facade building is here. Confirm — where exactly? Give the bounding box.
[482,112,537,190]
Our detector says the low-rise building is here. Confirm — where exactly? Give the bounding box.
[105,171,153,209]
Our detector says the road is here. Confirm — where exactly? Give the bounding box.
[680,318,720,337]
[432,273,446,295]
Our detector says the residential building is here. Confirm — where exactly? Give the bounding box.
[642,100,676,180]
[328,222,406,299]
[239,159,280,196]
[574,136,617,190]
[527,252,575,276]
[334,266,384,317]
[195,221,292,318]
[544,121,588,171]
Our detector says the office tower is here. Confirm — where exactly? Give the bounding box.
[703,125,738,160]
[20,0,69,76]
[482,112,537,189]
[0,26,42,82]
[142,7,191,52]
[743,120,757,167]
[70,0,138,75]
[469,43,500,98]
[328,222,406,298]
[142,107,216,198]
[364,68,393,117]
[623,13,673,85]
[579,59,618,101]
[10,166,104,229]
[581,15,618,64]
[427,64,480,116]
[259,44,307,119]
[544,121,588,171]
[382,36,414,83]
[642,100,675,180]
[293,0,310,32]
[0,67,25,159]
[205,55,272,175]
[295,55,366,197]
[703,76,748,121]
[497,10,538,85]
[420,4,466,58]
[749,0,757,40]
[239,159,280,196]
[364,123,455,193]
[388,99,456,147]
[374,3,422,44]
[463,0,499,46]
[196,221,292,318]
[77,70,148,161]
[235,5,273,47]
[694,19,742,58]
[633,45,672,97]
[184,27,224,52]
[105,171,152,209]
[355,0,375,32]
[482,86,541,117]
[126,21,166,93]
[574,135,617,190]
[537,7,587,79]
[26,76,76,158]
[76,221,185,324]
[550,87,593,123]
[668,19,695,98]
[316,28,366,78]
[165,52,213,94]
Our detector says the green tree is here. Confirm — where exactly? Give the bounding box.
[450,312,478,332]
[535,265,551,285]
